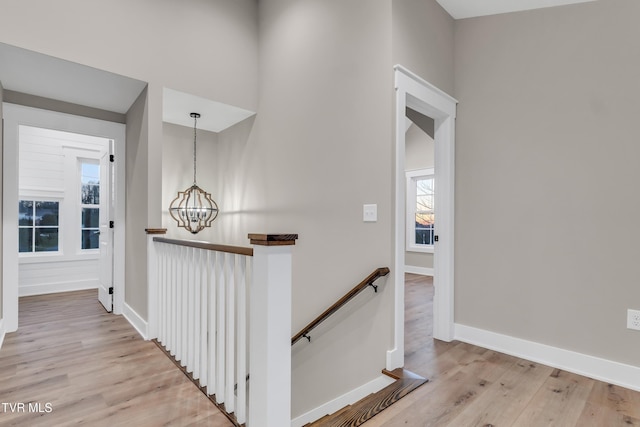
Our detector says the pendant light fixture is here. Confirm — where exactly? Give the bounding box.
[169,112,219,234]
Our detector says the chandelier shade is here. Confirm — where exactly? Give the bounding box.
[169,113,219,234]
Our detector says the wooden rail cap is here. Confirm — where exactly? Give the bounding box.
[145,228,168,235]
[248,233,298,246]
[153,237,254,257]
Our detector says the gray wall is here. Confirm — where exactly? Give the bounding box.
[159,0,455,416]
[162,116,264,246]
[393,0,454,276]
[125,88,150,319]
[0,0,259,320]
[162,122,215,241]
[3,90,125,124]
[258,0,393,416]
[0,81,3,319]
[393,0,455,95]
[407,107,434,140]
[0,0,258,111]
[454,0,640,366]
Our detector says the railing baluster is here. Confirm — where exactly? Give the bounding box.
[150,234,297,427]
[193,248,201,380]
[182,246,189,365]
[208,250,217,395]
[199,248,208,388]
[175,245,183,362]
[216,251,226,404]
[157,243,164,344]
[161,244,168,345]
[225,253,236,414]
[187,248,192,368]
[166,244,172,352]
[166,244,171,346]
[170,244,177,357]
[236,255,248,424]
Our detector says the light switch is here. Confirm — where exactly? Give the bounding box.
[363,204,377,222]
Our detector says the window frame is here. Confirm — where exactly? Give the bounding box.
[18,199,62,255]
[406,168,435,253]
[79,158,100,252]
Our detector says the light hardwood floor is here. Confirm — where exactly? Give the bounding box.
[3,281,640,426]
[371,274,640,426]
[0,290,232,427]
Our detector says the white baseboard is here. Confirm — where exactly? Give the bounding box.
[291,374,395,427]
[19,280,98,297]
[405,265,433,276]
[386,347,403,371]
[0,319,5,350]
[455,324,640,392]
[123,302,148,340]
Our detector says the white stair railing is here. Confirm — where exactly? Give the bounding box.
[146,231,297,427]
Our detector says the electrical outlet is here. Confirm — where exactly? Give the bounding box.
[628,309,640,331]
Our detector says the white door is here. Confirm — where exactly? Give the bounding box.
[98,143,114,312]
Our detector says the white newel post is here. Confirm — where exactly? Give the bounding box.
[146,228,167,340]
[248,233,298,427]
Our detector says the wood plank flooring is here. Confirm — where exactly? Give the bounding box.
[0,290,232,427]
[309,369,427,427]
[370,274,640,426]
[3,280,640,426]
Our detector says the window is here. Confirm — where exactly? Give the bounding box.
[18,201,60,253]
[80,160,100,250]
[406,169,434,252]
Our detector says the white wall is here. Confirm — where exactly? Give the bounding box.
[18,125,108,296]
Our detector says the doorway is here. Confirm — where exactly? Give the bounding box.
[2,104,126,332]
[388,65,457,371]
[404,108,436,277]
[403,109,436,373]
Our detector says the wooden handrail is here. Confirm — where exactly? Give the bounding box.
[153,234,297,256]
[153,237,254,257]
[291,267,390,345]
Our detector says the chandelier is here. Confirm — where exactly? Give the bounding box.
[169,112,219,234]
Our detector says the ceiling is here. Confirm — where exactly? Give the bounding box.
[163,88,255,134]
[0,43,254,133]
[436,0,597,19]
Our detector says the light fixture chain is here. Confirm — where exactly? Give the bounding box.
[169,111,218,234]
[193,115,197,185]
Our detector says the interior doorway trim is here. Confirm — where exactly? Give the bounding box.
[388,65,457,370]
[2,104,126,332]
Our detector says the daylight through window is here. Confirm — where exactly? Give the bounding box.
[18,200,60,253]
[80,161,100,250]
[406,168,435,252]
